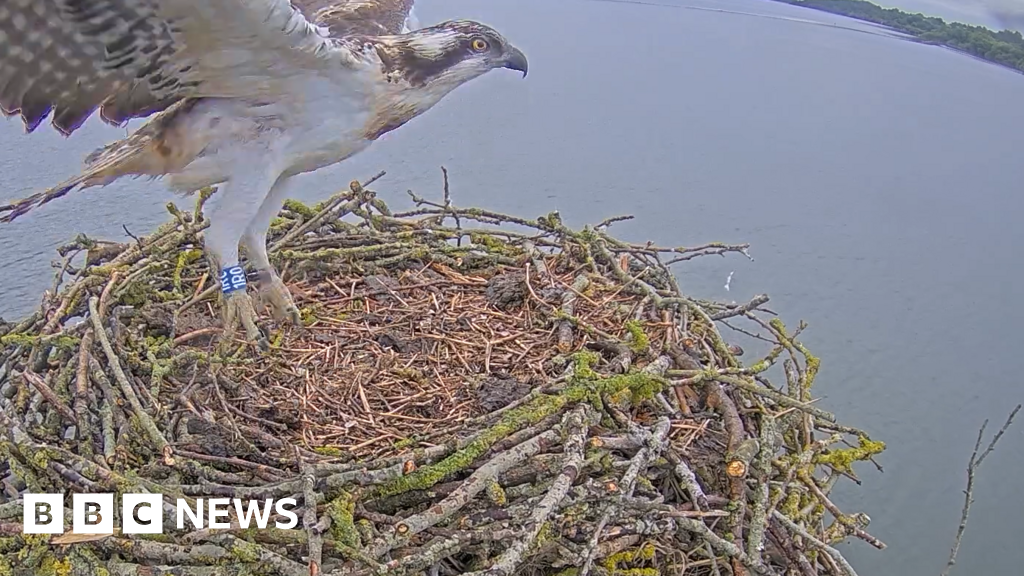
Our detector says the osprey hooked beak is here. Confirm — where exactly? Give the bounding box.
[502,46,529,77]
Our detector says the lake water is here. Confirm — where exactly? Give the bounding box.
[2,0,1023,573]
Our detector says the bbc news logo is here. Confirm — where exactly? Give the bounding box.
[23,494,300,534]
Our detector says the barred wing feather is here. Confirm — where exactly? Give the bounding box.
[0,0,343,135]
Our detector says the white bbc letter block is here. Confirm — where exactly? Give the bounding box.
[123,494,164,534]
[23,494,64,534]
[73,493,114,534]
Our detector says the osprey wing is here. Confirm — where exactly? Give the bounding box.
[0,0,341,135]
[294,0,417,38]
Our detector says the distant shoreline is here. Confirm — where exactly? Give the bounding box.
[768,0,1024,75]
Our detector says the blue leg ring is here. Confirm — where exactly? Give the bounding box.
[219,265,248,294]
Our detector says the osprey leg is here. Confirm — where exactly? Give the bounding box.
[242,175,302,325]
[203,162,286,351]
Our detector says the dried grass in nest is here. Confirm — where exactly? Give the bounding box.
[222,256,685,459]
[0,169,886,576]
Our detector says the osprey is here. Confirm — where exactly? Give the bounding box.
[0,0,527,348]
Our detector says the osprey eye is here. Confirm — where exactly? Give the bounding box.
[471,38,489,52]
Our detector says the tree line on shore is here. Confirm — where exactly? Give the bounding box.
[776,0,1024,73]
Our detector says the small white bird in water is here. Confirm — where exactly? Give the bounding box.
[0,0,528,349]
[724,271,734,292]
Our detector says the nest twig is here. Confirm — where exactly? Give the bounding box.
[0,169,885,576]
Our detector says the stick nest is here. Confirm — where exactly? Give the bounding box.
[0,170,885,576]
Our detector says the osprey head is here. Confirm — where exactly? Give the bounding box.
[362,20,527,140]
[376,20,528,90]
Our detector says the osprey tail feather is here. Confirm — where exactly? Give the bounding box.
[0,141,147,224]
[0,100,202,224]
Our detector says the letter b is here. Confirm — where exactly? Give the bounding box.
[23,494,63,534]
[73,494,114,534]
[37,504,52,525]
